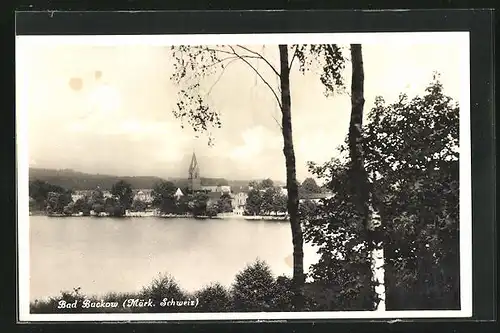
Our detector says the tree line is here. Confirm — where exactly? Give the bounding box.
[29,179,235,218]
[31,259,356,314]
[244,178,323,216]
[30,174,326,218]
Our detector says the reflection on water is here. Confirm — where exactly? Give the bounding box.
[30,216,319,301]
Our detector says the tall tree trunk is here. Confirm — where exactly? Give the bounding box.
[349,44,368,229]
[279,44,304,310]
[349,44,385,310]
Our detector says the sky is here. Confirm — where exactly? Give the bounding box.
[17,34,467,182]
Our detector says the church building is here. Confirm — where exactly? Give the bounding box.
[187,152,231,195]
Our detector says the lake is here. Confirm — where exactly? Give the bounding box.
[29,216,320,301]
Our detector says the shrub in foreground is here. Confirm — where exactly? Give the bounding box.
[232,259,284,312]
[195,283,232,312]
[30,260,305,314]
[140,273,191,313]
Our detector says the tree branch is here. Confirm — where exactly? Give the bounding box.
[289,45,298,70]
[228,45,282,111]
[206,58,240,96]
[271,114,283,130]
[235,45,280,77]
[202,55,240,69]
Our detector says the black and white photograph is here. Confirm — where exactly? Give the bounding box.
[16,32,472,321]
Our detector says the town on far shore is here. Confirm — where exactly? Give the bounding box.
[29,152,333,220]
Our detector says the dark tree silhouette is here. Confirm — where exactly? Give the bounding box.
[301,177,322,194]
[304,75,459,310]
[111,180,133,210]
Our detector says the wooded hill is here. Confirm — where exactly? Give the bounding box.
[28,168,283,191]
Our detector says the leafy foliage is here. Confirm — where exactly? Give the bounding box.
[62,202,75,216]
[206,202,219,217]
[261,187,281,215]
[176,194,191,215]
[260,187,288,215]
[140,274,189,313]
[75,196,92,216]
[32,260,296,313]
[104,197,126,217]
[363,75,460,309]
[260,178,275,189]
[304,158,377,310]
[232,260,278,312]
[298,199,318,220]
[169,44,346,144]
[111,180,133,210]
[188,192,209,217]
[195,283,233,312]
[293,44,346,96]
[303,75,460,310]
[300,177,322,194]
[272,192,288,215]
[170,45,232,144]
[45,191,72,214]
[245,179,288,216]
[244,189,263,216]
[152,180,178,214]
[88,187,105,206]
[29,179,70,211]
[216,193,233,213]
[131,199,147,212]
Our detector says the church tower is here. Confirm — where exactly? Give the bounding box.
[188,152,202,193]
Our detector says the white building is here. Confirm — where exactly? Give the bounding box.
[133,189,153,203]
[174,188,184,199]
[231,192,248,212]
[201,185,231,193]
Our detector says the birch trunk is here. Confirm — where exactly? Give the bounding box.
[349,44,385,311]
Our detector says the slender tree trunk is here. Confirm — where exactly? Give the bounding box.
[349,44,385,310]
[349,44,368,227]
[279,44,304,310]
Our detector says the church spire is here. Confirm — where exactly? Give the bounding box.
[188,151,201,192]
[189,152,199,175]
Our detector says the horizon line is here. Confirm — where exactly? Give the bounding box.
[28,166,288,183]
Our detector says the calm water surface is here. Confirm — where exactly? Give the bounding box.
[30,216,319,301]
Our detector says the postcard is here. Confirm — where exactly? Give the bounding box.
[16,31,471,322]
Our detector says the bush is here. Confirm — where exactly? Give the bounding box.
[140,273,190,313]
[92,203,105,215]
[63,203,74,216]
[195,283,232,312]
[30,260,302,314]
[31,287,86,314]
[131,199,147,212]
[269,275,294,311]
[232,259,276,312]
[206,203,219,217]
[102,292,137,313]
[81,206,91,216]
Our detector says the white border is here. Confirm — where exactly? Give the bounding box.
[16,32,472,322]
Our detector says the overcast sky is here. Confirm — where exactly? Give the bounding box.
[17,34,466,182]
